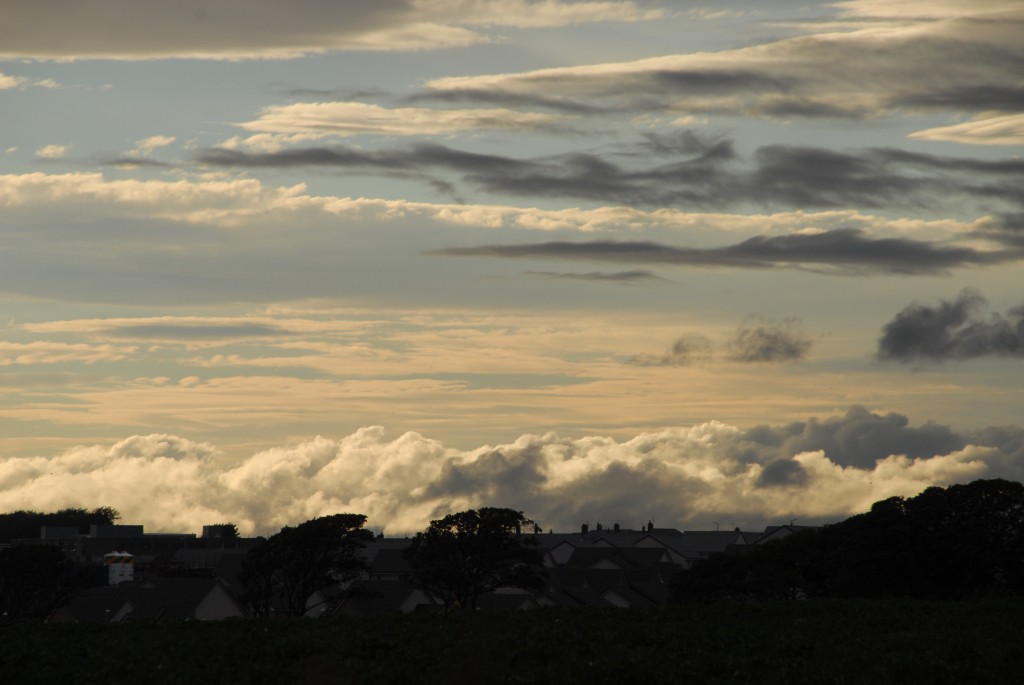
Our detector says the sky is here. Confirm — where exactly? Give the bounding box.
[2,0,1024,536]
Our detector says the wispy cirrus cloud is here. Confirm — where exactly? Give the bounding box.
[430,229,1021,276]
[0,0,660,60]
[229,102,570,148]
[420,1,1024,136]
[196,134,1024,216]
[6,171,986,236]
[0,342,136,366]
[522,269,666,285]
[909,113,1024,146]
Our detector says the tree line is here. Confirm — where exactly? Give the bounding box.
[671,478,1024,601]
[0,506,120,542]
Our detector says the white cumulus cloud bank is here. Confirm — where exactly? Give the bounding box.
[2,409,1022,536]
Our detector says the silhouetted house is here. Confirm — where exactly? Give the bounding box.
[564,546,673,571]
[474,589,542,612]
[119,577,246,621]
[632,529,752,565]
[328,579,435,617]
[49,577,244,622]
[48,586,132,623]
[601,584,666,608]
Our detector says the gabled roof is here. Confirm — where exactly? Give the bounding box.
[51,586,131,623]
[120,577,242,621]
[543,584,609,607]
[564,546,669,570]
[332,579,432,616]
[602,585,660,608]
[636,530,750,559]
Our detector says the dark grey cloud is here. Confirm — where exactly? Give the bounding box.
[727,318,812,363]
[523,269,666,285]
[104,324,291,340]
[755,459,809,488]
[198,146,410,170]
[738,406,969,470]
[632,333,713,366]
[429,228,1018,276]
[877,289,1024,363]
[101,156,175,169]
[889,85,1024,113]
[196,136,1024,216]
[650,68,793,94]
[422,10,1024,124]
[414,406,1024,529]
[423,446,549,514]
[633,317,812,367]
[407,88,603,115]
[286,86,389,101]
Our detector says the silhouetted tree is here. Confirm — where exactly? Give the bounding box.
[204,523,240,539]
[0,507,120,542]
[238,513,372,617]
[404,507,544,610]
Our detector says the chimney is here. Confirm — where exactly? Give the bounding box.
[104,551,134,586]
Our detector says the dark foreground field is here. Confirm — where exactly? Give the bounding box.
[3,600,1022,684]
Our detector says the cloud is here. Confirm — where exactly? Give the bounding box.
[727,318,813,363]
[877,289,1024,362]
[631,334,714,366]
[909,113,1024,146]
[0,71,25,89]
[129,135,176,156]
[102,157,176,170]
[0,342,136,366]
[632,318,812,367]
[35,145,68,160]
[0,71,59,90]
[832,0,1021,21]
[20,316,324,340]
[742,406,971,470]
[196,136,1024,216]
[2,408,1022,535]
[424,3,1024,127]
[233,102,569,142]
[0,0,659,60]
[429,228,1020,276]
[523,270,665,285]
[4,172,990,237]
[104,324,291,341]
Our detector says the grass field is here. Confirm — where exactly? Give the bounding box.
[3,600,1022,684]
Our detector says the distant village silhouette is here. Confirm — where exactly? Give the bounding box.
[2,478,1023,622]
